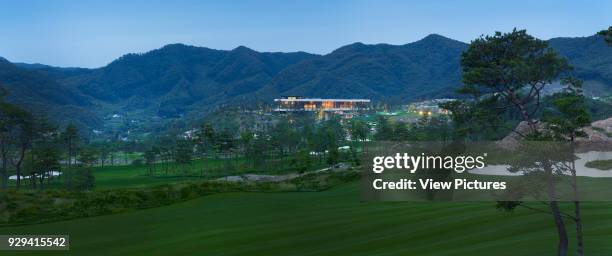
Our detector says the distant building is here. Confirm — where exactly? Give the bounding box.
[274,97,371,112]
[407,98,455,116]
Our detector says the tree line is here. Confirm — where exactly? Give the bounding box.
[142,115,371,178]
[0,88,95,191]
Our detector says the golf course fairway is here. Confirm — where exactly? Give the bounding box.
[2,182,612,255]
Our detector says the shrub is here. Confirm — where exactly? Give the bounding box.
[132,159,144,166]
[1,170,359,225]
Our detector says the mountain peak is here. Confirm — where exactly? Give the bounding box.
[415,34,465,44]
[421,33,449,40]
[330,42,369,55]
[234,45,250,50]
[161,43,190,49]
[231,45,257,53]
[404,34,468,51]
[155,43,216,54]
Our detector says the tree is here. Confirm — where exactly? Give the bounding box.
[29,115,60,189]
[124,139,137,165]
[441,99,504,140]
[270,120,297,169]
[311,125,327,163]
[78,146,99,167]
[195,123,216,174]
[240,131,254,168]
[393,122,410,141]
[374,116,393,141]
[144,148,157,176]
[197,122,215,156]
[325,126,340,168]
[97,142,111,167]
[598,26,612,45]
[0,91,9,189]
[174,139,193,166]
[32,143,61,190]
[61,124,79,189]
[350,119,369,153]
[157,135,175,175]
[62,124,79,169]
[461,29,569,134]
[0,87,61,190]
[2,103,34,189]
[459,29,572,255]
[66,168,95,191]
[542,77,591,256]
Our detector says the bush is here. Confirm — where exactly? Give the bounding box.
[1,170,359,226]
[132,159,144,166]
[67,169,95,191]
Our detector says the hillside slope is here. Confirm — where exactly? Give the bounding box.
[0,58,101,128]
[257,34,467,104]
[59,44,317,117]
[2,33,611,131]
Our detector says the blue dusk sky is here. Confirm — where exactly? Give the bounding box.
[0,0,610,68]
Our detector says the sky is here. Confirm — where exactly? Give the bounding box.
[0,0,610,68]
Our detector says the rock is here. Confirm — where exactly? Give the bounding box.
[576,118,611,143]
[497,118,612,151]
[592,118,612,133]
[496,120,542,150]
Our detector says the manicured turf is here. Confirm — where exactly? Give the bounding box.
[21,157,318,189]
[2,182,612,255]
[586,159,612,170]
[87,164,192,189]
[18,164,191,190]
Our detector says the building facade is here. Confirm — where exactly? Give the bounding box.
[274,97,371,112]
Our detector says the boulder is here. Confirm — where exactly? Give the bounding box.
[497,118,612,150]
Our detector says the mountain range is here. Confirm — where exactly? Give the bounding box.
[1,33,611,131]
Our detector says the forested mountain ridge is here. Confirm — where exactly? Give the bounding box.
[256,34,467,104]
[548,35,612,95]
[1,33,611,132]
[56,44,317,117]
[0,58,101,128]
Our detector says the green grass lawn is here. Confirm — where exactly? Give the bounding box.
[13,156,329,190]
[85,157,327,189]
[2,181,612,255]
[586,159,612,170]
[88,158,246,189]
[13,163,191,190]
